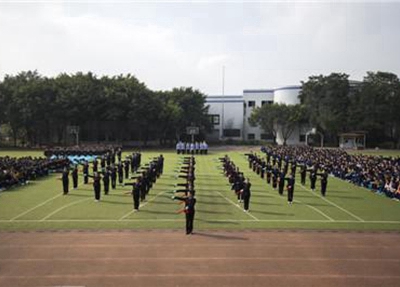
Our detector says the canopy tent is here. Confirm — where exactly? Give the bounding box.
[339,132,366,149]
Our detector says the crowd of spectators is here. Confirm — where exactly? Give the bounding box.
[0,156,69,191]
[261,146,400,201]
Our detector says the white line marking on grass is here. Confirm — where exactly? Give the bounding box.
[10,181,88,221]
[260,184,335,222]
[118,190,167,221]
[10,193,63,221]
[297,184,364,222]
[302,203,335,222]
[2,219,400,223]
[215,191,260,221]
[40,198,91,221]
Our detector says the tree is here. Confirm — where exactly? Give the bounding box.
[0,71,45,146]
[249,104,280,143]
[300,73,350,145]
[250,103,305,145]
[350,71,400,148]
[168,87,211,141]
[277,104,306,145]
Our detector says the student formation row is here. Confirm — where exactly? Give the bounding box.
[60,152,164,205]
[259,146,400,201]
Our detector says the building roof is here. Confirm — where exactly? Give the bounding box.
[243,89,274,93]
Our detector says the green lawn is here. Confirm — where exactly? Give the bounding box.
[0,149,399,231]
[348,149,400,157]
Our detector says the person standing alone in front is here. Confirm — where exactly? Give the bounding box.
[174,191,196,235]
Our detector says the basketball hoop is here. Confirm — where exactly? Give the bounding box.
[186,126,199,142]
[67,126,80,135]
[186,126,199,135]
[67,126,80,146]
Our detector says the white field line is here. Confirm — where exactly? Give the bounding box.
[40,198,91,221]
[297,184,365,222]
[301,202,335,222]
[10,193,63,221]
[1,219,400,223]
[259,183,335,222]
[215,191,260,221]
[118,190,168,221]
[10,181,87,221]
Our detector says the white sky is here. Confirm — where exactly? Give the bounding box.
[0,0,399,95]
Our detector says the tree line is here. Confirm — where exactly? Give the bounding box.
[250,71,400,148]
[1,70,399,148]
[0,71,212,147]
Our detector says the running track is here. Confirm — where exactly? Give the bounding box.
[0,230,399,287]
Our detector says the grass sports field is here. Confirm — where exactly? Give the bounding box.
[0,148,399,231]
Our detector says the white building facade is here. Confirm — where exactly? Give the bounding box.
[206,85,307,145]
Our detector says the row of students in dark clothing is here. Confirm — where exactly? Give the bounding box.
[44,145,122,157]
[124,155,164,211]
[246,153,319,205]
[0,156,68,191]
[60,152,142,197]
[260,146,400,201]
[220,155,252,211]
[61,152,165,210]
[172,156,197,235]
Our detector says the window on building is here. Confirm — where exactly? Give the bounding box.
[247,133,255,140]
[299,135,306,142]
[261,100,273,106]
[248,101,256,108]
[261,133,275,141]
[209,114,220,125]
[223,129,241,137]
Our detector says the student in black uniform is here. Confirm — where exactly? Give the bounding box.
[92,158,98,173]
[287,173,295,205]
[260,160,265,179]
[126,177,141,211]
[309,168,317,192]
[278,171,286,196]
[124,160,130,179]
[82,161,89,184]
[100,156,106,170]
[272,166,279,190]
[174,191,196,235]
[300,164,307,185]
[266,163,272,184]
[318,171,328,197]
[232,174,244,203]
[242,178,251,212]
[61,167,69,195]
[117,162,124,185]
[103,168,110,195]
[71,165,78,189]
[88,171,101,202]
[110,164,117,189]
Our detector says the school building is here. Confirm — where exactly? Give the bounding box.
[206,85,308,145]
